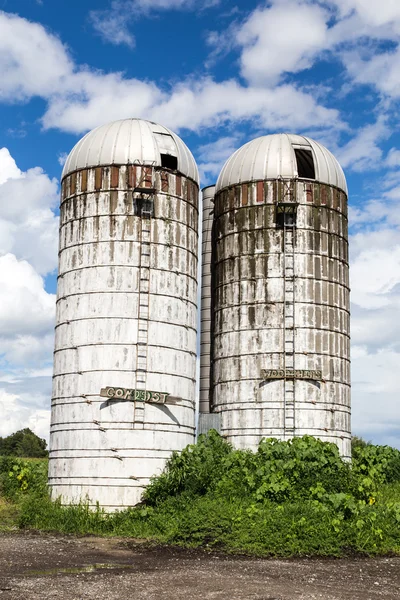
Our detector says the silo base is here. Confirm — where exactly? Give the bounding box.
[49,482,147,512]
[197,413,221,436]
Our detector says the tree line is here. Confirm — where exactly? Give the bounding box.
[0,428,48,458]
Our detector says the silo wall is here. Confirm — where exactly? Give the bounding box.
[199,185,215,415]
[211,179,351,458]
[49,165,198,509]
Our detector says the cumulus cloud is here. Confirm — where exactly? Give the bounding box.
[0,389,50,440]
[0,147,59,275]
[237,0,328,85]
[0,11,73,102]
[348,189,400,447]
[351,348,400,445]
[0,254,55,340]
[0,10,342,138]
[336,118,390,172]
[0,148,56,441]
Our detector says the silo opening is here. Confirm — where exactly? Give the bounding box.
[294,148,315,179]
[134,195,154,218]
[276,203,297,228]
[161,154,178,171]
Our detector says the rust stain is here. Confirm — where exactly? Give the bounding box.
[70,173,77,196]
[143,166,153,188]
[111,166,119,188]
[81,170,88,192]
[242,184,248,206]
[128,165,137,188]
[176,174,182,196]
[256,181,264,203]
[95,168,102,191]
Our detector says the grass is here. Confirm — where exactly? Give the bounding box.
[1,435,400,557]
[0,496,19,531]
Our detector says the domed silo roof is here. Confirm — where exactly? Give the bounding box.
[216,133,347,195]
[62,118,199,183]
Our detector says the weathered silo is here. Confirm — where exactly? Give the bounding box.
[210,134,351,458]
[49,118,199,509]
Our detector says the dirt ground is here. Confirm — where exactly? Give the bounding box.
[0,532,399,600]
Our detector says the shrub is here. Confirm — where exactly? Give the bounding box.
[352,443,400,485]
[0,456,48,501]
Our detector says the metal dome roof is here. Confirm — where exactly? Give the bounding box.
[62,118,199,183]
[216,133,347,195]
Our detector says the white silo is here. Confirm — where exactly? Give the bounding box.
[208,134,351,458]
[49,118,199,509]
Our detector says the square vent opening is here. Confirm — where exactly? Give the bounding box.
[161,154,178,171]
[294,148,315,179]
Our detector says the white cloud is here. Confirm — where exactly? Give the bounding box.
[386,147,400,167]
[0,147,21,184]
[0,11,342,138]
[0,145,56,442]
[89,0,220,48]
[0,253,55,442]
[351,245,400,310]
[336,118,390,172]
[0,254,55,340]
[0,389,50,440]
[57,152,68,166]
[351,348,400,446]
[197,136,241,184]
[349,194,400,447]
[332,0,400,27]
[0,148,59,275]
[0,11,73,101]
[341,46,400,99]
[89,3,136,48]
[237,0,328,85]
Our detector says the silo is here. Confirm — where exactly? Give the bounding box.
[49,118,199,509]
[211,134,351,458]
[198,186,220,433]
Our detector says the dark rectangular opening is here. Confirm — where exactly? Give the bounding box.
[276,203,297,228]
[134,196,154,218]
[294,149,315,179]
[161,154,178,171]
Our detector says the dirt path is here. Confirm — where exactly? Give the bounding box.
[0,532,399,599]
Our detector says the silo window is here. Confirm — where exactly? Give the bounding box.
[134,196,154,218]
[276,203,297,228]
[294,149,315,179]
[161,154,178,171]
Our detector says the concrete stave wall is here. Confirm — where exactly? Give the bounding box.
[211,179,351,458]
[49,164,198,509]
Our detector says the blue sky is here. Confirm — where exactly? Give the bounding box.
[1,0,400,448]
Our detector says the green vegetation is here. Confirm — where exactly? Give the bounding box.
[1,432,400,556]
[0,428,48,458]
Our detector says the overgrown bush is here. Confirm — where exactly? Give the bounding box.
[0,456,48,501]
[144,432,353,505]
[352,443,400,485]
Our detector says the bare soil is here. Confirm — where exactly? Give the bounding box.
[0,532,399,599]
